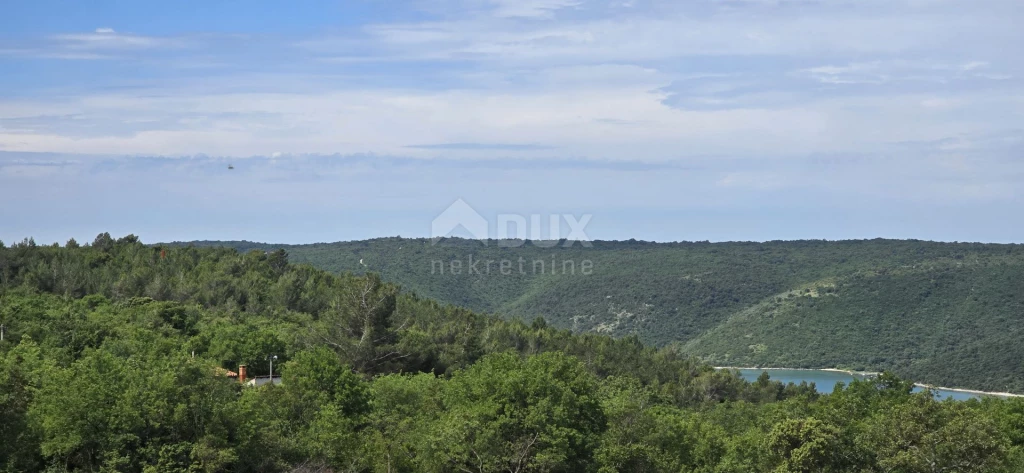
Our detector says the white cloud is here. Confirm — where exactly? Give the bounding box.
[960,61,988,71]
[51,31,177,50]
[0,82,838,159]
[798,59,1014,86]
[0,0,1020,166]
[346,1,1017,68]
[800,62,890,84]
[5,78,1018,162]
[0,29,190,61]
[489,0,581,18]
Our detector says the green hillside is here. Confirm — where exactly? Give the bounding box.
[176,238,1024,393]
[0,235,799,472]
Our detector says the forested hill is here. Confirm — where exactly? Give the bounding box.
[176,237,1024,394]
[3,235,1024,472]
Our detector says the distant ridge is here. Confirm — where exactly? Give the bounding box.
[169,237,1024,393]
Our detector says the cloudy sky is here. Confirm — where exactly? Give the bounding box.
[1,0,1022,244]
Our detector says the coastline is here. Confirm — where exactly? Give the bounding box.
[911,383,1024,398]
[714,366,880,377]
[714,366,1024,398]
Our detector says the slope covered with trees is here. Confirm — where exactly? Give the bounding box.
[178,237,1024,393]
[2,235,1024,472]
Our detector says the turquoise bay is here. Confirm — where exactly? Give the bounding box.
[729,369,987,401]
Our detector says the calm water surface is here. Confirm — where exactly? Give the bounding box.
[731,368,985,401]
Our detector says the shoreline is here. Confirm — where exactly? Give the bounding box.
[714,366,1024,398]
[714,366,881,377]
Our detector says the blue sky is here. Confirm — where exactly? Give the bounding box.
[1,0,1022,244]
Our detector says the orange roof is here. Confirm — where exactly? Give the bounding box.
[213,367,239,377]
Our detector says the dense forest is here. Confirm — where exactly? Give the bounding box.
[176,237,1024,394]
[0,234,1022,472]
